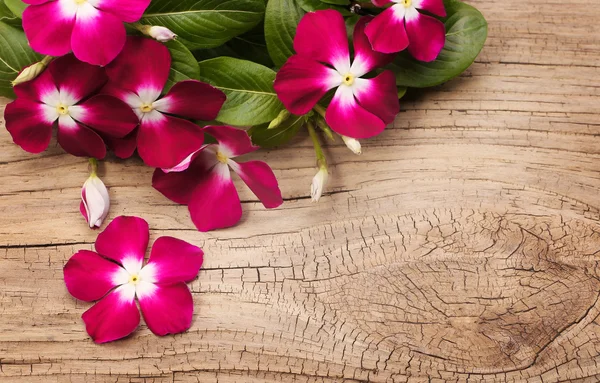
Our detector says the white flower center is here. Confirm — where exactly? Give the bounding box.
[74,0,86,3]
[401,0,412,7]
[56,104,69,116]
[342,73,355,86]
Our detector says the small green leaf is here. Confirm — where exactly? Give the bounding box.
[387,0,487,88]
[295,0,351,15]
[251,114,306,148]
[198,57,284,126]
[164,40,200,92]
[0,22,41,98]
[264,0,304,67]
[4,0,25,18]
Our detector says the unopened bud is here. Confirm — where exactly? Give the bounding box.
[311,167,329,202]
[342,136,362,155]
[80,159,110,229]
[139,25,177,42]
[268,109,291,130]
[12,57,52,86]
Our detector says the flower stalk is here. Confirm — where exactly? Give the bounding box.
[307,121,329,202]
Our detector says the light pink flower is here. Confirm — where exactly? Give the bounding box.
[3,54,138,158]
[63,216,204,343]
[365,0,446,61]
[152,126,283,232]
[103,37,227,169]
[273,11,399,139]
[22,0,151,66]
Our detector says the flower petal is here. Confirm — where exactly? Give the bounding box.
[22,0,51,4]
[352,71,399,125]
[189,164,242,232]
[57,115,107,159]
[203,125,257,158]
[274,55,341,115]
[103,130,138,159]
[229,160,283,209]
[13,69,59,105]
[82,285,140,344]
[143,237,204,284]
[152,80,226,121]
[49,55,108,104]
[350,16,395,77]
[106,36,171,99]
[71,5,126,66]
[365,6,409,54]
[94,0,151,22]
[138,283,194,336]
[405,11,446,62]
[63,250,126,302]
[413,0,446,17]
[294,10,350,73]
[69,95,138,138]
[4,99,55,154]
[23,1,75,57]
[137,112,205,169]
[95,216,149,273]
[372,0,392,5]
[325,85,386,139]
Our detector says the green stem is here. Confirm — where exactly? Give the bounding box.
[313,104,327,119]
[307,121,327,170]
[89,158,98,177]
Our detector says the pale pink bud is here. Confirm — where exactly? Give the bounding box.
[81,174,110,229]
[145,26,177,42]
[342,136,362,155]
[311,167,328,202]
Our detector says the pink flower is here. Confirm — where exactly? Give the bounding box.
[4,54,138,158]
[273,11,399,139]
[152,126,283,232]
[63,216,204,343]
[365,0,446,61]
[22,0,151,66]
[103,37,227,169]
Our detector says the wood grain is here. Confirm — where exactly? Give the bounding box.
[1,0,599,381]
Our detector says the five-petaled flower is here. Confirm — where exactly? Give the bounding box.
[22,0,151,66]
[63,216,204,343]
[103,36,227,169]
[4,54,138,159]
[152,125,283,232]
[365,0,446,61]
[274,11,399,139]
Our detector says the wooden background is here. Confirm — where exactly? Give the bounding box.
[1,0,600,381]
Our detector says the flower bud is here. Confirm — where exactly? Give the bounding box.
[81,174,110,229]
[12,57,53,86]
[342,135,362,155]
[139,25,177,42]
[311,167,329,202]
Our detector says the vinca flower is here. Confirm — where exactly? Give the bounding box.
[80,159,110,229]
[365,0,446,61]
[274,11,399,139]
[22,0,151,66]
[63,216,204,343]
[104,37,227,169]
[153,126,283,232]
[4,54,138,158]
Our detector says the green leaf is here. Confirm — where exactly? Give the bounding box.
[4,0,25,18]
[164,40,200,92]
[251,114,305,148]
[141,0,265,50]
[295,0,351,15]
[198,57,284,126]
[387,0,487,88]
[0,22,41,98]
[264,0,304,67]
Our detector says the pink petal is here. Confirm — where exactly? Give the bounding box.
[353,71,399,125]
[69,95,138,138]
[106,36,171,97]
[138,283,194,336]
[57,116,107,159]
[13,69,59,104]
[203,125,257,158]
[22,0,51,4]
[351,16,395,76]
[152,80,226,121]
[137,112,204,169]
[95,216,149,272]
[104,130,138,159]
[365,6,409,54]
[189,164,242,232]
[294,10,350,73]
[80,200,88,224]
[229,160,283,209]
[71,7,126,66]
[274,55,341,115]
[94,0,151,22]
[371,0,392,5]
[325,86,386,139]
[406,12,446,62]
[23,1,75,57]
[413,0,446,17]
[82,285,140,344]
[63,250,124,302]
[146,237,204,284]
[4,99,54,154]
[49,55,108,104]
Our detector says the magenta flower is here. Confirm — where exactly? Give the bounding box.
[63,216,204,343]
[22,0,151,66]
[103,37,227,169]
[4,54,138,159]
[365,0,446,61]
[273,11,399,139]
[152,126,283,232]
